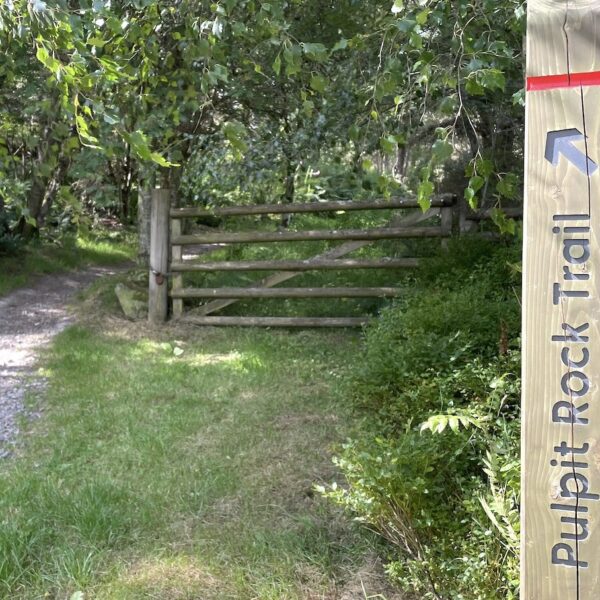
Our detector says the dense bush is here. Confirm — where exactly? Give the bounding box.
[321,239,521,599]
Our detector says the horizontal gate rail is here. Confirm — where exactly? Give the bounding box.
[170,257,420,272]
[173,287,402,299]
[181,316,369,327]
[183,207,443,317]
[172,226,445,246]
[170,194,455,218]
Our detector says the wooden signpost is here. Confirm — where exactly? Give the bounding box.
[523,1,600,597]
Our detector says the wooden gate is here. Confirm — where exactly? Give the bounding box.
[148,191,457,326]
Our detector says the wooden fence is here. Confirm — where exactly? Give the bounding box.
[148,191,515,327]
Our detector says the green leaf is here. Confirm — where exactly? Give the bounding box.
[150,152,173,167]
[302,42,328,62]
[409,31,423,49]
[512,89,525,106]
[380,135,397,155]
[417,179,434,211]
[223,121,248,154]
[310,74,328,93]
[391,0,404,14]
[36,46,61,75]
[479,68,506,92]
[332,38,348,52]
[302,100,314,117]
[465,78,485,96]
[432,139,453,162]
[272,54,281,76]
[197,38,212,59]
[395,18,416,33]
[497,173,518,199]
[491,208,517,236]
[348,124,360,141]
[283,45,302,76]
[475,158,494,178]
[87,36,106,48]
[416,8,431,25]
[469,175,485,193]
[102,111,120,125]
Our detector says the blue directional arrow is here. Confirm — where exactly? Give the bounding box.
[545,128,598,176]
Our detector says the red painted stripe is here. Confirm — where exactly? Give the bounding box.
[527,70,600,91]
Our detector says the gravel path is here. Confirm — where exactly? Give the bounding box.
[0,265,128,457]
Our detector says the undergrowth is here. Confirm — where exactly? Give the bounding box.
[320,238,522,600]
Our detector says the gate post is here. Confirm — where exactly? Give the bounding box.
[148,188,171,323]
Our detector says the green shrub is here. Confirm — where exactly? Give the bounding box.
[322,239,521,599]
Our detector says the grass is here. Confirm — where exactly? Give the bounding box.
[0,233,136,297]
[0,316,385,599]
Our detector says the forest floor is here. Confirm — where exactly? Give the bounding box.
[0,264,405,599]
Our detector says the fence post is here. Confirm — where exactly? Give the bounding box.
[171,217,184,318]
[148,189,171,323]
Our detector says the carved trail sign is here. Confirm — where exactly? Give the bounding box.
[523,1,600,598]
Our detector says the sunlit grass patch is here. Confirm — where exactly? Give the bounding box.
[0,323,375,598]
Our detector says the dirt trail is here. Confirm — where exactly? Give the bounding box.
[0,265,128,457]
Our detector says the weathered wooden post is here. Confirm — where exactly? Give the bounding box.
[148,189,170,323]
[523,2,600,597]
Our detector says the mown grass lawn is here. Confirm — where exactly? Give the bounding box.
[0,317,382,599]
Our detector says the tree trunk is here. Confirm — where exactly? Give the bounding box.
[38,154,71,227]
